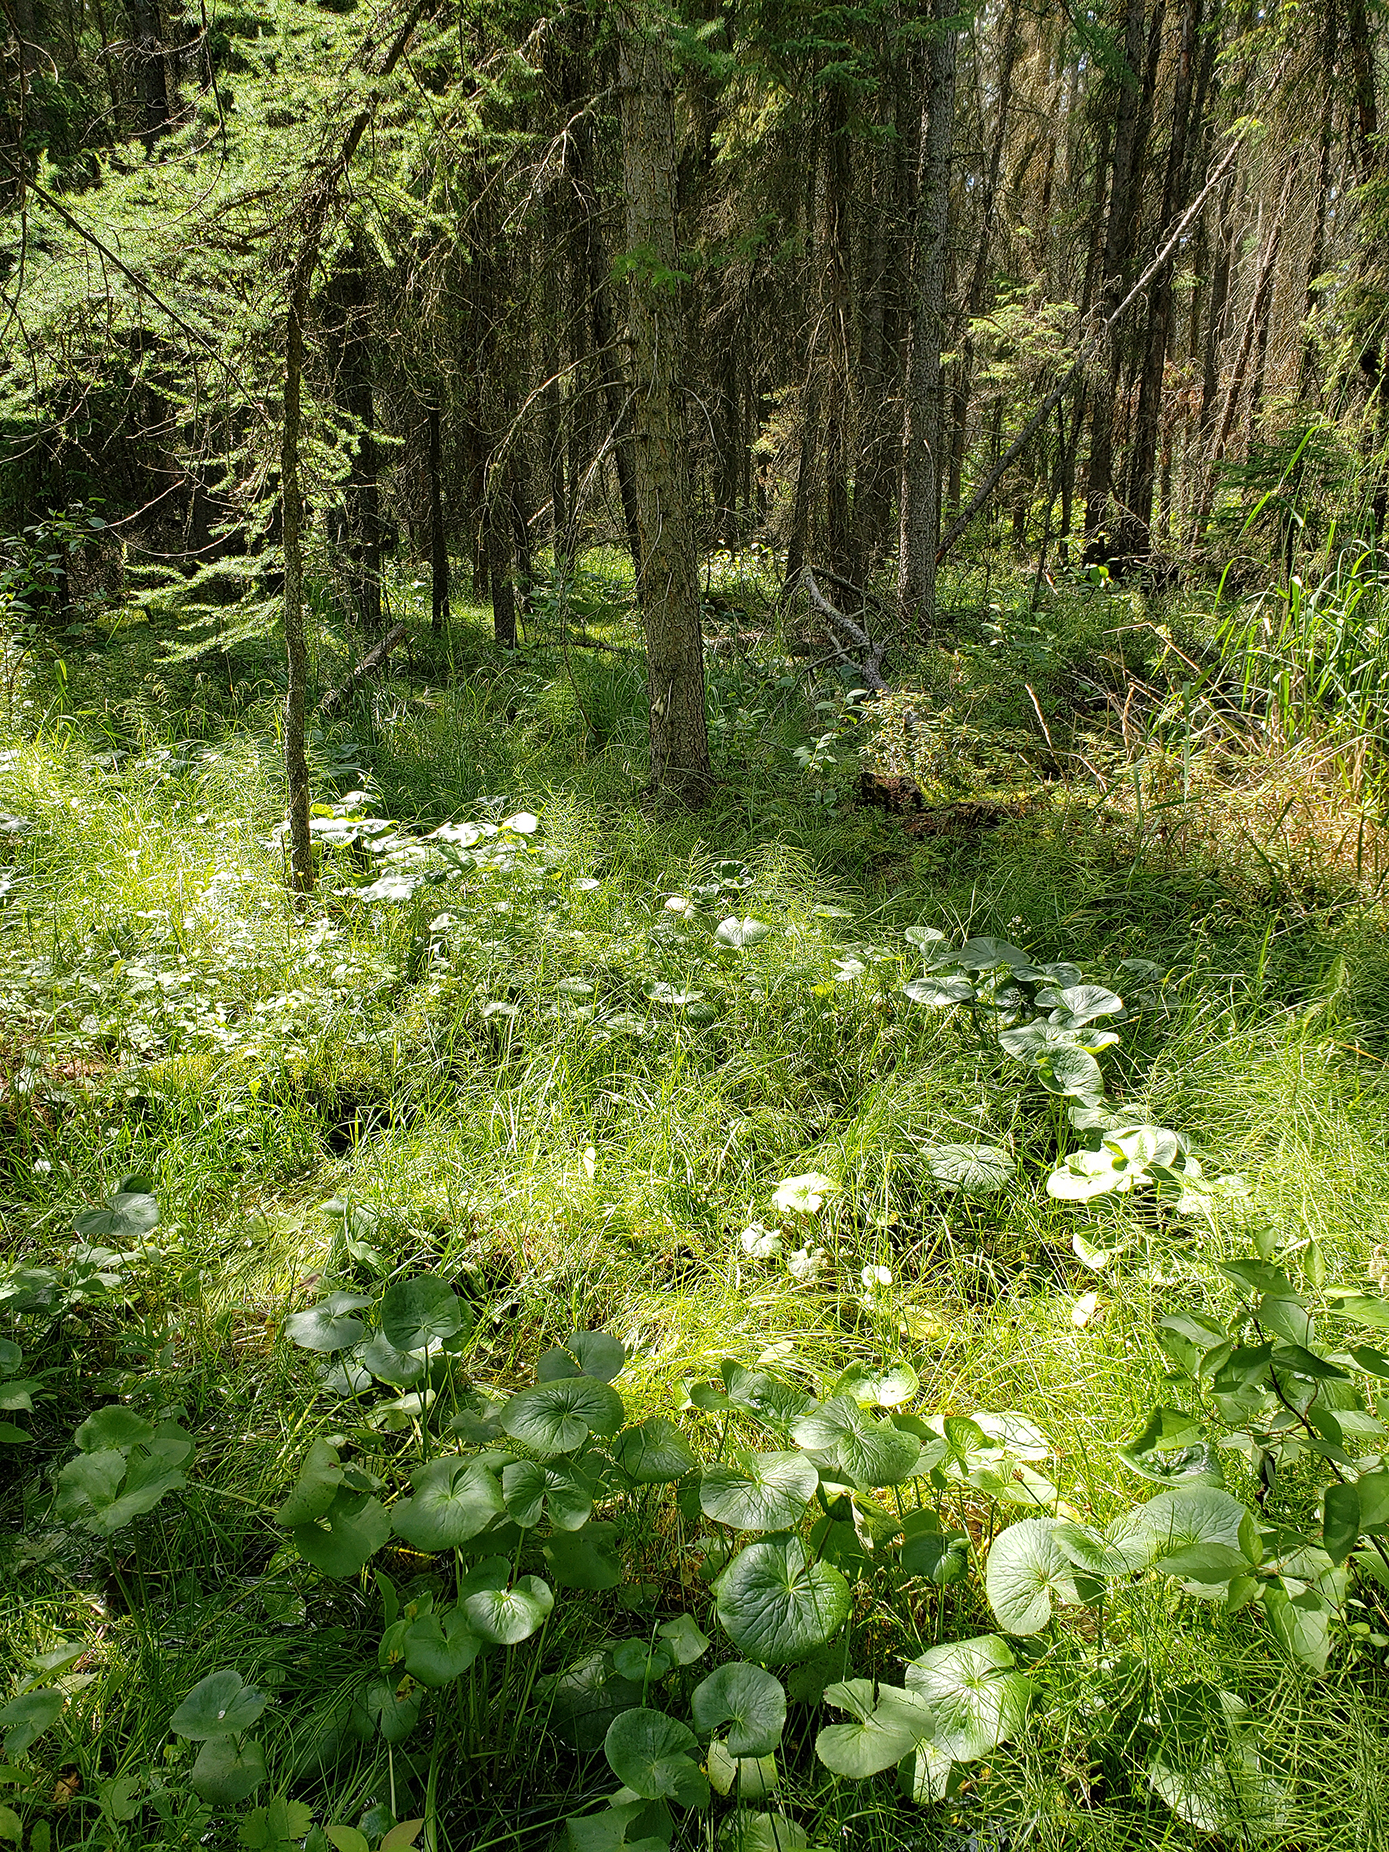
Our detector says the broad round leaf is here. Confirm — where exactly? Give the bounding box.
[380,1276,467,1352]
[708,1748,781,1798]
[171,1670,267,1740]
[53,1449,124,1525]
[815,1681,922,1778]
[903,1635,1031,1762]
[1035,1044,1105,1103]
[366,1680,423,1744]
[293,1491,391,1578]
[285,1292,371,1354]
[791,1398,922,1486]
[537,1326,625,1385]
[73,1191,159,1243]
[1051,1520,1131,1579]
[502,1377,625,1454]
[1040,984,1123,1027]
[692,1663,786,1757]
[1117,1409,1224,1489]
[604,1708,709,1808]
[613,1640,673,1683]
[1148,1749,1286,1837]
[715,1536,851,1665]
[969,1413,1051,1461]
[900,1516,969,1585]
[463,1574,554,1645]
[73,1407,154,1453]
[502,1458,594,1531]
[542,1519,623,1589]
[611,1417,698,1484]
[55,1445,186,1536]
[356,1333,429,1388]
[829,1362,919,1409]
[700,1453,819,1531]
[561,1330,626,1382]
[402,1606,482,1686]
[1134,1487,1260,1585]
[657,1613,711,1666]
[392,1458,505,1550]
[543,1651,643,1753]
[718,1811,808,1850]
[904,925,948,949]
[985,1519,1085,1634]
[956,937,1030,970]
[721,1364,814,1428]
[189,1736,266,1805]
[716,917,771,948]
[918,1144,1015,1194]
[902,976,974,1007]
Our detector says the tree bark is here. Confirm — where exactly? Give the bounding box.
[897,0,957,639]
[281,274,313,899]
[428,404,450,634]
[325,244,382,635]
[618,7,711,804]
[1119,0,1206,561]
[127,0,169,151]
[947,0,1021,517]
[1084,0,1165,547]
[487,486,517,648]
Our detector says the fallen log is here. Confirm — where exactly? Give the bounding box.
[319,622,408,716]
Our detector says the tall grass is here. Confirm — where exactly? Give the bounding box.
[1216,548,1389,792]
[2,565,1389,1847]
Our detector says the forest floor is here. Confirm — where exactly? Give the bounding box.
[3,554,1389,1850]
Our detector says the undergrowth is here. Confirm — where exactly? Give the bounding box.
[1,556,1389,1850]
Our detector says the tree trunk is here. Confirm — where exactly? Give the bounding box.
[487,454,517,648]
[618,8,711,804]
[282,274,313,899]
[947,0,1021,517]
[127,0,168,151]
[428,404,450,635]
[1084,0,1165,548]
[1119,0,1205,562]
[325,245,383,635]
[898,0,957,639]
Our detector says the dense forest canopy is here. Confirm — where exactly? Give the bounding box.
[6,0,1389,807]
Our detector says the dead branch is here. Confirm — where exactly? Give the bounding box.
[319,622,408,716]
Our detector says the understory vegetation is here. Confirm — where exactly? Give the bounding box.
[4,553,1389,1851]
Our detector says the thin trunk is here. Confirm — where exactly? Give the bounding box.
[619,8,711,803]
[938,125,1246,564]
[1085,0,1165,545]
[948,0,1022,517]
[128,0,168,150]
[822,81,855,579]
[1192,164,1296,535]
[1300,18,1336,400]
[488,491,517,649]
[785,384,819,588]
[898,0,957,637]
[1120,0,1205,560]
[282,275,313,899]
[326,246,383,635]
[429,405,449,635]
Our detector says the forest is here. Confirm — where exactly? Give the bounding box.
[5,1,1389,1849]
